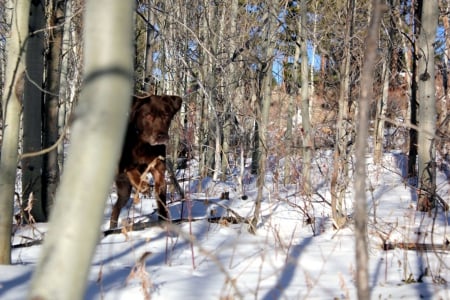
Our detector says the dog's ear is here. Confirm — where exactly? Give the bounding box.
[131,95,150,110]
[130,95,151,122]
[162,95,182,114]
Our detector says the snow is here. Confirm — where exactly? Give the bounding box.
[1,151,449,299]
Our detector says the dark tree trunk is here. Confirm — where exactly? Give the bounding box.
[42,0,66,216]
[21,0,46,222]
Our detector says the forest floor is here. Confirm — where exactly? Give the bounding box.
[1,149,450,299]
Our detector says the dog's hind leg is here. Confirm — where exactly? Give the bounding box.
[110,173,132,229]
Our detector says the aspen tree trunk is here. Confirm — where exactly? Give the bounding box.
[65,0,82,114]
[197,5,211,180]
[300,0,312,195]
[395,0,413,90]
[195,1,222,180]
[0,31,4,107]
[0,0,30,265]
[170,2,187,170]
[221,0,235,182]
[134,5,145,91]
[310,0,318,95]
[284,10,301,186]
[42,0,66,216]
[250,3,277,233]
[417,0,438,211]
[320,54,327,92]
[283,56,298,184]
[374,2,394,164]
[57,0,73,172]
[212,2,226,182]
[28,1,134,298]
[206,2,221,181]
[162,15,171,94]
[229,0,247,194]
[143,0,156,93]
[374,57,389,164]
[441,1,450,130]
[354,1,384,298]
[21,0,46,221]
[221,102,231,182]
[331,0,355,229]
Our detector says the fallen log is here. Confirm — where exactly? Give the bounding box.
[102,215,250,237]
[383,240,450,251]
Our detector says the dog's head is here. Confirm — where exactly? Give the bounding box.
[131,95,182,145]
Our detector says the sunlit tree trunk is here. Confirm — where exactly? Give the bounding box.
[300,0,312,195]
[283,44,299,185]
[229,0,248,194]
[210,2,224,182]
[250,3,277,233]
[283,2,301,186]
[28,0,134,298]
[199,2,223,181]
[374,56,389,164]
[134,3,146,91]
[331,0,355,229]
[396,0,413,90]
[42,0,66,216]
[0,0,30,265]
[221,0,237,182]
[221,102,231,182]
[441,1,450,130]
[161,6,175,94]
[417,0,438,211]
[354,1,384,298]
[310,0,318,96]
[197,4,212,180]
[374,4,394,164]
[0,26,4,108]
[143,0,157,93]
[57,0,73,172]
[170,2,187,170]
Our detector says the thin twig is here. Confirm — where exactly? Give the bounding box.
[20,124,69,160]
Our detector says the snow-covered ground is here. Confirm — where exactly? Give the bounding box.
[1,150,449,299]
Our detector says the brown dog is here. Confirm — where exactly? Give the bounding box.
[110,94,182,229]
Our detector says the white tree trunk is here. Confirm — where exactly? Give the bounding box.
[57,0,73,172]
[283,48,299,185]
[28,1,134,298]
[0,0,30,265]
[300,0,312,195]
[374,56,389,164]
[250,3,277,233]
[417,0,438,211]
[331,0,355,229]
[43,0,66,216]
[354,1,384,298]
[310,0,319,96]
[441,1,450,129]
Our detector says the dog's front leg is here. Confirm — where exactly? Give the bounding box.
[126,168,151,194]
[150,157,168,221]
